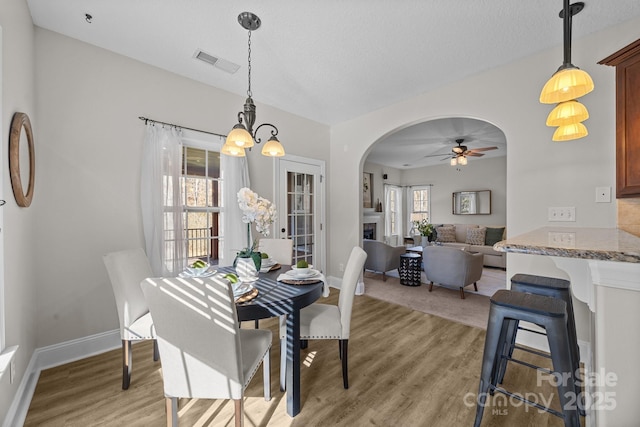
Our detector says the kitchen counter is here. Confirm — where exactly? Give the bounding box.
[494,226,640,427]
[493,226,640,263]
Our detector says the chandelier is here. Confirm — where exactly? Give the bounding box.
[539,1,593,141]
[222,12,285,157]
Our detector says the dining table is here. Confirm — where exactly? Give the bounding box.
[217,264,324,417]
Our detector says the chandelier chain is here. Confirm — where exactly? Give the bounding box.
[247,30,252,98]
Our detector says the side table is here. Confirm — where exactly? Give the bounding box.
[399,253,422,286]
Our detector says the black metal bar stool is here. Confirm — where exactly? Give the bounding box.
[495,274,582,407]
[474,289,581,427]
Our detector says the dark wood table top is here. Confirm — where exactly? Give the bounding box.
[218,265,324,321]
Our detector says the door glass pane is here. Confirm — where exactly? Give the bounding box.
[287,171,315,267]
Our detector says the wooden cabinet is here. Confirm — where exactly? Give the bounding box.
[599,39,640,198]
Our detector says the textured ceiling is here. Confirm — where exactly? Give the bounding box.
[366,118,507,169]
[26,1,640,168]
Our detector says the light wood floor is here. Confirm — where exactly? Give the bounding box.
[24,291,580,426]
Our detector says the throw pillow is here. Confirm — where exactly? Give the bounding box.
[466,227,487,245]
[485,227,506,246]
[436,226,456,243]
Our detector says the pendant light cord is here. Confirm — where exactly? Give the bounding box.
[563,0,572,66]
[247,30,252,98]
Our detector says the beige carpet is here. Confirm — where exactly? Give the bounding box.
[363,267,507,329]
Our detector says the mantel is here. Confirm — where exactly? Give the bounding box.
[494,226,640,426]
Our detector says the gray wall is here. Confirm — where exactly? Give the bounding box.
[400,156,506,226]
[0,0,38,418]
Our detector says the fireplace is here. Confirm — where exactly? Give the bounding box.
[363,223,376,240]
[363,211,384,241]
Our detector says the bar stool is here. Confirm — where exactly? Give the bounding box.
[495,274,581,407]
[474,289,581,427]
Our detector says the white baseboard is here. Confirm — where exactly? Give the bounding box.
[3,330,120,427]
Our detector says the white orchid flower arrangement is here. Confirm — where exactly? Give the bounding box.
[236,187,278,268]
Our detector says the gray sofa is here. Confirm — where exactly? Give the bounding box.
[363,239,406,281]
[430,224,506,269]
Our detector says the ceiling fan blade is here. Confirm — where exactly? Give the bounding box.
[469,146,498,152]
[466,152,485,157]
[423,153,451,158]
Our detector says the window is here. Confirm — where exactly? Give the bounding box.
[179,145,222,266]
[410,186,431,223]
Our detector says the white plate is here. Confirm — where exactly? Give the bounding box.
[178,269,217,278]
[285,268,320,279]
[261,258,276,267]
[239,276,259,283]
[233,283,254,298]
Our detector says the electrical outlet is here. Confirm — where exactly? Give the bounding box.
[10,360,15,384]
[548,232,576,247]
[548,207,576,222]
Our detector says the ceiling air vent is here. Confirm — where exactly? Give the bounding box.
[194,49,240,74]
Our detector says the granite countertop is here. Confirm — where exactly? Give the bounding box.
[494,227,640,263]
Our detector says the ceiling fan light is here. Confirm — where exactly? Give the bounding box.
[539,67,594,104]
[450,157,457,166]
[225,124,254,148]
[458,156,468,166]
[261,136,286,157]
[552,122,588,141]
[221,141,246,157]
[546,100,589,126]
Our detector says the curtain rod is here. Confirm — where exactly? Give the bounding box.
[138,116,227,138]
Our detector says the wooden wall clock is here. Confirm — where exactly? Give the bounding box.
[9,112,35,207]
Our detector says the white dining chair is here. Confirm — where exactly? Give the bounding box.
[257,238,293,265]
[141,276,271,427]
[103,248,158,389]
[279,246,367,389]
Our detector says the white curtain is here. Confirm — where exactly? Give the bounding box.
[140,124,185,276]
[384,185,403,241]
[220,154,250,267]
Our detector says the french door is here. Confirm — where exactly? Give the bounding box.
[276,156,325,273]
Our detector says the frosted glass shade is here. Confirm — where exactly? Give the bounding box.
[552,122,588,141]
[225,125,254,148]
[221,142,246,157]
[546,100,589,127]
[458,156,467,165]
[540,67,594,104]
[450,157,457,166]
[261,137,285,157]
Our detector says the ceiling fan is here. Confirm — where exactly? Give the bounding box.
[424,138,498,165]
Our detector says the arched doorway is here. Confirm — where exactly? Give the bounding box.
[360,117,507,325]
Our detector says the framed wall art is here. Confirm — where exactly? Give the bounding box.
[363,172,373,208]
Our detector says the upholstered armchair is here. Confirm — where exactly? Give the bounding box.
[423,245,483,298]
[362,239,406,281]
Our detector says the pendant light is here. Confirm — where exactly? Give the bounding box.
[222,12,286,157]
[540,1,593,141]
[546,99,589,127]
[552,122,588,141]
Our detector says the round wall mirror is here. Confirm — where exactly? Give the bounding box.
[9,112,35,207]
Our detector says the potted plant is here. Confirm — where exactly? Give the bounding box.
[415,219,435,247]
[235,187,277,281]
